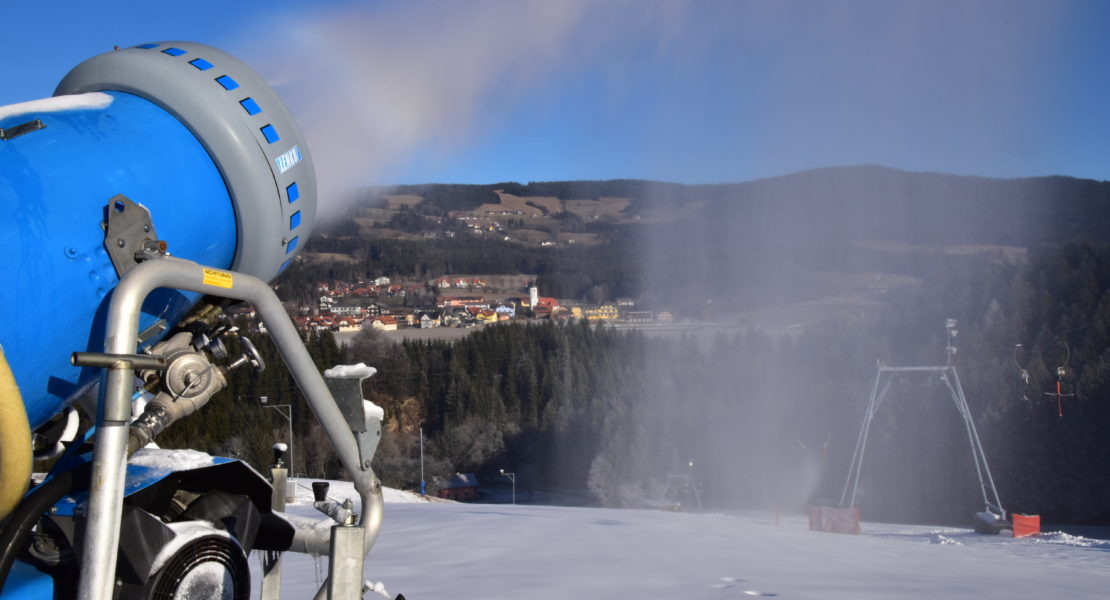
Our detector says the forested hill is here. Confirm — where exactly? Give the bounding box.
[345,166,1110,246]
[292,167,1110,310]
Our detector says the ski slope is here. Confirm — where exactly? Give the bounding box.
[254,481,1110,599]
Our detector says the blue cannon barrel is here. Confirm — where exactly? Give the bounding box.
[0,42,316,430]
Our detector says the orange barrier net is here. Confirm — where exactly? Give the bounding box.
[1012,513,1040,538]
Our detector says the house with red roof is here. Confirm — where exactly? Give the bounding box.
[370,316,399,331]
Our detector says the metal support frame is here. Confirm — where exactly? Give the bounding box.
[838,366,1005,519]
[78,257,384,600]
[261,465,289,600]
[328,525,366,599]
[662,467,703,512]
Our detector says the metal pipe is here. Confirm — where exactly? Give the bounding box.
[840,371,884,507]
[274,513,335,557]
[872,377,895,413]
[261,465,288,600]
[949,369,1004,518]
[71,352,167,371]
[847,374,891,510]
[360,485,384,552]
[79,365,140,599]
[848,375,896,509]
[941,372,990,510]
[79,257,382,600]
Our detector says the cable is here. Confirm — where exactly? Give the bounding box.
[0,463,90,596]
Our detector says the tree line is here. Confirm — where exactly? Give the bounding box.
[156,240,1110,525]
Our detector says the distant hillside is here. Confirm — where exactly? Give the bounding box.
[297,167,1110,310]
[691,166,1110,247]
[347,166,1110,246]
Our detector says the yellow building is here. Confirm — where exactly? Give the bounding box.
[584,304,619,321]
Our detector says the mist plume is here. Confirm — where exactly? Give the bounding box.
[233,0,685,221]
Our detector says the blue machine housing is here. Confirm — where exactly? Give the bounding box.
[2,561,52,599]
[0,42,317,430]
[0,91,235,430]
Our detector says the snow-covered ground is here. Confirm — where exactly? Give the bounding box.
[254,482,1110,599]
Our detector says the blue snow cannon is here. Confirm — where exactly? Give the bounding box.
[0,41,315,431]
[0,41,321,599]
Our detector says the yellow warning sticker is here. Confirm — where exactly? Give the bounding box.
[202,268,234,289]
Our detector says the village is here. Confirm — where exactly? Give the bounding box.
[284,275,675,335]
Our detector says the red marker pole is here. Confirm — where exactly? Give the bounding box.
[1057,381,1063,417]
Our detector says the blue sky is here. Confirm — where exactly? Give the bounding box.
[3,0,1108,196]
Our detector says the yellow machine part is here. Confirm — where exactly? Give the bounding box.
[0,345,31,521]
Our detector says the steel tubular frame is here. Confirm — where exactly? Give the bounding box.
[839,366,1004,519]
[78,257,383,600]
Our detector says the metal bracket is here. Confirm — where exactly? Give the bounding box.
[324,367,381,471]
[0,118,45,140]
[103,194,167,278]
[136,319,168,345]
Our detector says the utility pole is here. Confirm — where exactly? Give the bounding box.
[419,423,426,497]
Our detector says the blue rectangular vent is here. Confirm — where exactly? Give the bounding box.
[136,43,159,49]
[286,236,300,254]
[162,47,187,57]
[239,97,262,115]
[280,258,293,272]
[286,182,300,203]
[290,210,302,229]
[189,58,213,71]
[216,75,239,91]
[260,124,280,144]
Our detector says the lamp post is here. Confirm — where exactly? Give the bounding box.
[419,423,426,497]
[687,460,702,511]
[261,396,294,478]
[500,469,516,505]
